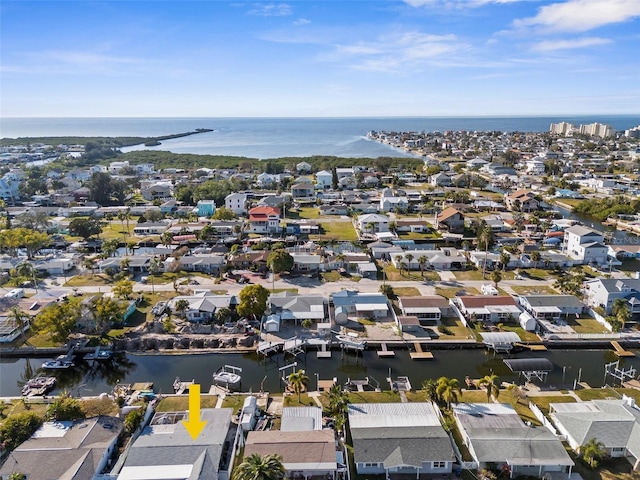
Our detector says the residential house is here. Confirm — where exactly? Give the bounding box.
[395,219,429,233]
[248,206,282,234]
[256,194,287,208]
[141,183,172,202]
[133,222,169,236]
[348,402,455,477]
[290,252,323,273]
[466,157,489,169]
[98,255,151,274]
[391,248,466,271]
[368,241,404,260]
[267,291,327,324]
[296,161,312,173]
[229,250,269,270]
[430,172,453,187]
[159,199,179,215]
[0,416,123,480]
[196,200,216,217]
[316,170,333,189]
[584,278,640,315]
[168,292,237,323]
[255,172,278,188]
[357,213,389,234]
[34,255,74,276]
[175,253,226,275]
[453,403,574,478]
[398,296,451,325]
[453,295,521,324]
[504,189,539,212]
[518,294,585,322]
[336,167,355,179]
[283,221,320,236]
[332,290,389,319]
[118,408,234,480]
[436,207,464,234]
[225,192,249,215]
[291,181,315,200]
[562,225,609,265]
[550,398,640,469]
[320,204,349,216]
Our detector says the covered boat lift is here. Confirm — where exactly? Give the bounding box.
[503,358,554,383]
[479,331,521,353]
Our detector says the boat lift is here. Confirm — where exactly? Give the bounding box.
[279,362,299,388]
[604,360,636,385]
[503,358,554,383]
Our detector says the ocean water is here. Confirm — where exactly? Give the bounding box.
[2,116,639,159]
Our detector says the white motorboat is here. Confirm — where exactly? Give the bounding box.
[84,346,113,361]
[213,365,242,390]
[335,334,366,350]
[42,356,75,370]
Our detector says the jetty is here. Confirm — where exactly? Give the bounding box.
[377,343,395,358]
[611,341,635,357]
[173,377,194,394]
[410,342,433,360]
[515,342,548,351]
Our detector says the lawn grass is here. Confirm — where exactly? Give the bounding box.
[435,286,481,298]
[382,264,439,282]
[392,287,421,297]
[83,397,120,417]
[156,395,218,412]
[6,399,49,418]
[510,285,558,295]
[574,387,629,402]
[284,393,317,407]
[570,317,609,334]
[440,317,475,340]
[347,390,401,403]
[499,325,541,342]
[66,273,115,287]
[295,207,322,219]
[459,390,488,403]
[453,270,486,281]
[314,221,358,241]
[321,271,343,282]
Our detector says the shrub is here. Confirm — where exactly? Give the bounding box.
[437,325,453,335]
[0,412,42,451]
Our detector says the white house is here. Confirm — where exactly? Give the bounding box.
[584,278,640,315]
[562,225,609,265]
[225,192,249,215]
[315,170,333,189]
[357,213,389,234]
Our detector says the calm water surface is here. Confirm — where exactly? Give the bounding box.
[1,348,637,397]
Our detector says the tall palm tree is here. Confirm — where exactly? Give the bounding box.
[326,383,350,432]
[581,438,606,469]
[499,251,510,272]
[418,255,428,277]
[16,261,38,294]
[8,306,29,344]
[148,256,161,294]
[287,369,309,402]
[405,253,414,272]
[422,378,438,402]
[232,453,285,480]
[174,299,190,318]
[436,376,462,408]
[477,374,500,402]
[476,221,493,280]
[530,250,541,269]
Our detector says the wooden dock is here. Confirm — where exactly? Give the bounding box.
[515,343,547,351]
[317,342,332,359]
[612,341,635,357]
[377,343,395,358]
[410,342,434,360]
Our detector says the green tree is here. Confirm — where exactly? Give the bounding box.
[612,298,631,327]
[113,279,134,300]
[490,270,502,288]
[418,255,428,277]
[101,238,119,258]
[286,369,309,402]
[212,207,237,220]
[582,437,606,469]
[436,376,462,408]
[148,256,161,294]
[476,220,493,280]
[0,412,42,451]
[499,251,511,271]
[174,299,190,318]
[331,166,338,190]
[530,250,541,268]
[15,261,39,293]
[8,473,27,480]
[8,306,29,344]
[232,453,286,480]
[32,302,79,342]
[46,392,85,421]
[326,383,350,432]
[477,374,500,402]
[215,307,234,325]
[68,217,104,240]
[267,249,294,275]
[237,284,269,320]
[124,408,144,435]
[421,378,438,402]
[93,296,126,331]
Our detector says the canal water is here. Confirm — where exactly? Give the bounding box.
[2,348,639,397]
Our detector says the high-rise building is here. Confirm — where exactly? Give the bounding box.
[578,122,615,138]
[624,125,640,138]
[549,122,575,135]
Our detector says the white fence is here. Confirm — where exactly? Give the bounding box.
[528,401,560,436]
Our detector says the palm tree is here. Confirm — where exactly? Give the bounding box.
[120,257,131,273]
[148,256,161,294]
[232,453,285,480]
[476,221,493,280]
[490,270,502,289]
[174,299,190,318]
[418,255,428,277]
[477,374,500,402]
[16,261,38,294]
[326,383,350,432]
[499,251,510,272]
[581,438,606,469]
[286,368,309,402]
[436,376,462,408]
[422,378,438,402]
[8,306,29,344]
[530,250,541,269]
[405,253,414,272]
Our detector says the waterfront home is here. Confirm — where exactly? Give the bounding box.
[332,290,389,319]
[290,252,323,272]
[0,415,123,480]
[0,312,30,342]
[296,161,312,173]
[369,241,404,260]
[141,183,172,201]
[174,253,226,275]
[505,189,539,212]
[319,204,349,215]
[379,195,409,213]
[244,429,341,479]
[549,398,640,469]
[517,294,585,322]
[583,278,640,315]
[117,408,234,480]
[430,172,453,187]
[395,218,429,233]
[562,225,608,265]
[228,250,269,270]
[248,206,282,234]
[452,295,521,324]
[391,248,466,271]
[267,291,327,324]
[398,296,450,325]
[133,221,170,236]
[225,192,249,215]
[357,213,390,235]
[435,207,465,233]
[453,403,574,478]
[98,255,151,274]
[291,181,315,200]
[348,402,455,477]
[168,291,237,322]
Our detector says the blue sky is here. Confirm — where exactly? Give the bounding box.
[1,0,639,117]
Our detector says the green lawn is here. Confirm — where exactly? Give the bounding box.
[392,287,421,297]
[435,286,481,298]
[346,391,401,404]
[295,207,322,219]
[510,285,558,295]
[439,317,475,340]
[381,264,438,282]
[452,270,486,281]
[156,395,218,412]
[527,395,576,416]
[321,271,343,282]
[66,273,115,287]
[500,325,541,342]
[570,316,609,334]
[312,221,358,241]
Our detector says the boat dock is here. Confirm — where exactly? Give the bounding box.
[410,342,434,360]
[377,343,395,358]
[515,343,548,351]
[611,341,635,357]
[173,377,194,394]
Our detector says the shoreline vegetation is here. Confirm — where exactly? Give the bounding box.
[0,128,214,149]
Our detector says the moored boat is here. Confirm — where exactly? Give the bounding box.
[42,355,74,370]
[83,346,113,361]
[335,334,366,350]
[21,374,56,396]
[213,365,242,390]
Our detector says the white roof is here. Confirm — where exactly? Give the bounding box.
[118,464,193,480]
[349,402,441,429]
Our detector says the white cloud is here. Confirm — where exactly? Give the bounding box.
[247,3,292,17]
[293,18,311,26]
[404,0,528,7]
[515,0,640,32]
[531,36,612,51]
